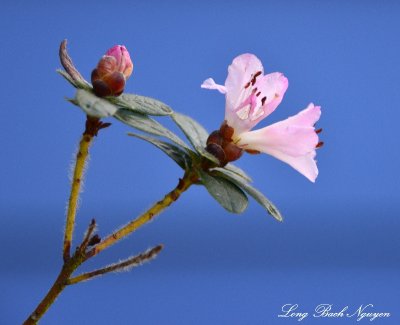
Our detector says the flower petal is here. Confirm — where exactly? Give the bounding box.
[201,78,227,94]
[255,72,289,119]
[238,104,321,182]
[225,54,264,111]
[230,72,289,134]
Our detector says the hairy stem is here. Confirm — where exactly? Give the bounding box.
[63,116,99,261]
[67,245,163,285]
[24,170,195,324]
[86,171,198,259]
[22,251,85,325]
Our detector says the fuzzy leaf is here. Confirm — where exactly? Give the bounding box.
[109,94,173,116]
[115,109,190,150]
[212,169,282,221]
[214,164,253,183]
[57,69,92,90]
[199,170,248,214]
[128,132,191,169]
[73,89,118,118]
[171,112,218,164]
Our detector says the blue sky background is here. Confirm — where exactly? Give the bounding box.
[1,1,399,324]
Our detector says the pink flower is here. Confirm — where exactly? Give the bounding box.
[105,45,133,79]
[91,45,133,97]
[201,53,322,182]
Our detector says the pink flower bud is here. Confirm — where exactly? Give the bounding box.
[91,45,133,97]
[105,45,133,79]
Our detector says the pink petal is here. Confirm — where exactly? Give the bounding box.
[237,104,321,182]
[105,45,133,79]
[255,72,289,119]
[225,54,264,111]
[231,72,288,134]
[201,78,227,94]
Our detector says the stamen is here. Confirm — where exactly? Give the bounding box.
[316,141,324,148]
[261,96,267,106]
[315,128,323,134]
[256,91,261,97]
[251,71,262,86]
[244,81,251,89]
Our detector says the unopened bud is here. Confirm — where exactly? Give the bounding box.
[105,45,133,79]
[91,45,133,97]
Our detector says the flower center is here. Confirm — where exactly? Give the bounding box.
[234,71,267,122]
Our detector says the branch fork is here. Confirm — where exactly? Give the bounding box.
[24,40,183,324]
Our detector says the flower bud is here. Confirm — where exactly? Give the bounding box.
[91,45,133,97]
[105,45,133,79]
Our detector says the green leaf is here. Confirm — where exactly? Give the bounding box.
[59,69,171,116]
[57,69,77,87]
[128,133,191,169]
[57,69,92,90]
[212,168,282,221]
[73,89,118,118]
[199,170,248,214]
[171,112,218,164]
[109,94,173,116]
[115,109,190,150]
[214,164,253,183]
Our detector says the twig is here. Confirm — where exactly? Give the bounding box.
[67,245,163,285]
[79,219,97,252]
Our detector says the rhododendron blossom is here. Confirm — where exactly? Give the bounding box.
[201,53,322,182]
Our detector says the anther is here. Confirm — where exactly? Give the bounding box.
[316,128,323,134]
[261,96,267,106]
[251,71,262,85]
[316,141,324,148]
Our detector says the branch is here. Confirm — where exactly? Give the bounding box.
[79,219,97,252]
[67,245,163,285]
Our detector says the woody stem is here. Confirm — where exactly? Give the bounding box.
[63,116,100,261]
